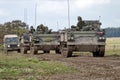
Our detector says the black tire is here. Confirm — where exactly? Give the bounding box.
[4,49,8,54]
[17,49,21,53]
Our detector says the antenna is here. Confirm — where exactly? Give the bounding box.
[35,3,37,27]
[99,16,101,21]
[57,21,59,31]
[24,8,27,23]
[67,0,70,29]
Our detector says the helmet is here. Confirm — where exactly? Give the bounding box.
[78,16,82,21]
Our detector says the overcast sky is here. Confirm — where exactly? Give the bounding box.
[0,0,120,31]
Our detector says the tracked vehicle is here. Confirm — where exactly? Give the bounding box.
[30,24,60,54]
[21,17,106,57]
[30,32,60,54]
[60,17,106,57]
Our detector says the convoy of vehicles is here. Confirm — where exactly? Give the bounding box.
[3,17,106,57]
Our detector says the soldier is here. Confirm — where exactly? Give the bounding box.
[44,26,48,33]
[36,24,52,34]
[36,24,44,34]
[77,16,85,30]
[29,26,35,34]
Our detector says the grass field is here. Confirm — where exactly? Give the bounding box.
[0,53,77,80]
[105,37,120,56]
[0,37,120,79]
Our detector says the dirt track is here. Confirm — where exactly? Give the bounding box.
[35,53,120,80]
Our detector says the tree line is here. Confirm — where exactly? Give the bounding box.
[0,20,120,44]
[0,20,28,44]
[104,27,120,37]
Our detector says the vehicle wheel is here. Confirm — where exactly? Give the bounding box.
[21,47,27,54]
[17,49,21,53]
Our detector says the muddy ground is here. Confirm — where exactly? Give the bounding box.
[33,53,120,80]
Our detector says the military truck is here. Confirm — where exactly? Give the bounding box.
[20,34,31,54]
[60,17,106,57]
[3,34,20,53]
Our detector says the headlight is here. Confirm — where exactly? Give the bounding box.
[68,37,71,40]
[99,37,105,40]
[102,37,105,40]
[98,37,105,41]
[71,37,74,40]
[99,37,102,40]
[7,45,10,47]
[17,44,20,47]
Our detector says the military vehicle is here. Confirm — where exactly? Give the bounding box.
[3,34,20,53]
[60,17,106,57]
[30,32,60,54]
[21,17,105,57]
[30,25,60,54]
[20,34,31,54]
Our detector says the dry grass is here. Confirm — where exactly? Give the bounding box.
[105,37,120,56]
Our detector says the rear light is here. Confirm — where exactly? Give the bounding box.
[97,32,104,35]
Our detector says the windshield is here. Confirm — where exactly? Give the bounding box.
[5,37,19,44]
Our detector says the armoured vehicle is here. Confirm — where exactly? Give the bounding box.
[20,34,31,54]
[60,17,106,57]
[30,32,60,54]
[30,25,60,54]
[20,26,35,54]
[3,34,20,53]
